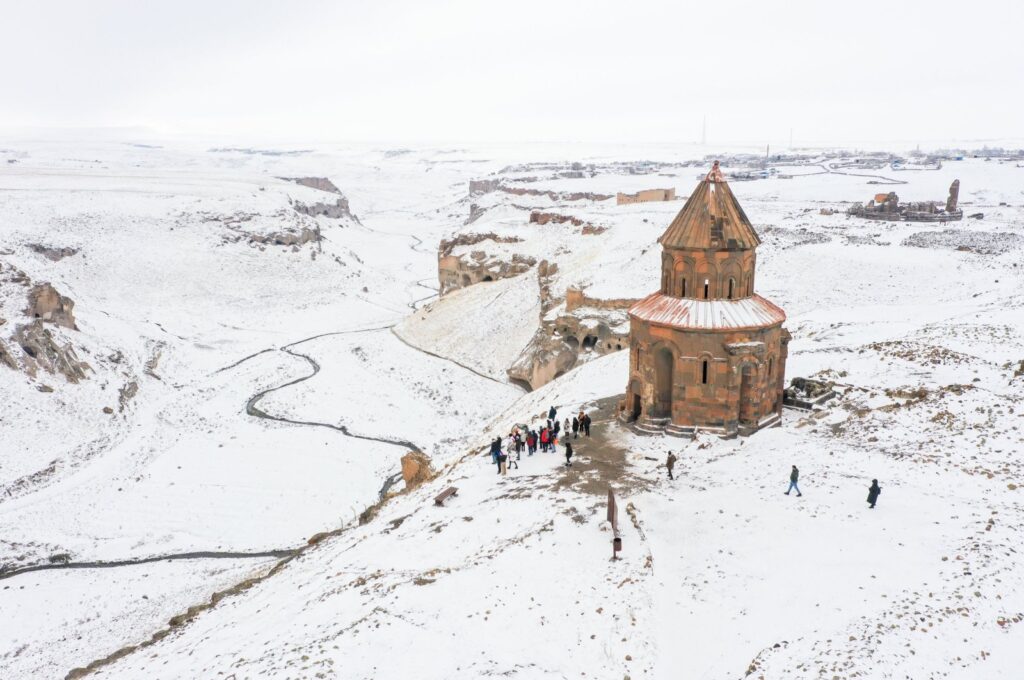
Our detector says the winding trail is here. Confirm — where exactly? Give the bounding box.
[0,550,296,582]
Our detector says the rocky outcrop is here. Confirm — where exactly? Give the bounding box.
[280,177,342,195]
[27,244,79,262]
[293,198,357,221]
[507,328,578,390]
[528,211,607,234]
[437,233,531,295]
[13,320,91,383]
[400,451,433,490]
[248,226,321,247]
[26,283,77,330]
[467,179,611,202]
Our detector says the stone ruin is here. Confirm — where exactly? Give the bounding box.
[847,180,962,222]
[782,377,837,410]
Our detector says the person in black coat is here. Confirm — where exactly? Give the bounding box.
[564,441,574,467]
[867,479,881,509]
[572,416,579,439]
[548,405,557,421]
[582,413,592,437]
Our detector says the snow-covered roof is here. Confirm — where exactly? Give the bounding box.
[628,293,786,330]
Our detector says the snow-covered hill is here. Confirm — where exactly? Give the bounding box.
[1,138,1023,679]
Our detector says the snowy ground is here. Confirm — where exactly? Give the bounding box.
[1,137,1023,678]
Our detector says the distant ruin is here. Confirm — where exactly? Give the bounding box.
[847,180,962,222]
[616,188,676,205]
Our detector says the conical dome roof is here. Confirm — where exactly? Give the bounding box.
[659,162,761,251]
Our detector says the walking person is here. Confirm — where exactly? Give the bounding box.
[785,465,802,497]
[666,451,677,480]
[499,449,508,476]
[572,416,580,439]
[508,449,519,470]
[490,437,501,470]
[867,479,881,509]
[564,441,574,468]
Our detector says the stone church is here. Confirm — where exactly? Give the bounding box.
[621,162,790,437]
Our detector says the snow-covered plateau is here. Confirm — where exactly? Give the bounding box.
[1,138,1023,679]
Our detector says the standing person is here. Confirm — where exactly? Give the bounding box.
[564,441,574,467]
[666,451,677,480]
[867,479,881,509]
[583,413,592,437]
[572,415,580,439]
[564,417,571,436]
[526,430,536,456]
[490,437,501,467]
[553,418,561,440]
[785,465,802,497]
[540,427,549,453]
[508,448,519,471]
[548,405,557,422]
[499,449,508,476]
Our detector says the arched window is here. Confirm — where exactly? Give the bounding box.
[727,278,735,299]
[701,359,709,384]
[703,279,710,299]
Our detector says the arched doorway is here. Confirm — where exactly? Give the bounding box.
[654,347,674,417]
[738,364,757,425]
[629,380,642,421]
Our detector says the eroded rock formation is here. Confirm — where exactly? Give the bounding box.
[27,244,79,262]
[13,320,91,383]
[26,283,77,330]
[437,233,532,295]
[400,451,433,489]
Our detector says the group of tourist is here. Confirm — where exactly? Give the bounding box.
[489,405,593,475]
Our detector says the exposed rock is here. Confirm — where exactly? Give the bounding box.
[247,226,321,247]
[37,384,54,393]
[279,176,342,195]
[507,328,578,390]
[465,203,486,225]
[102,406,114,415]
[119,381,139,412]
[437,233,530,295]
[400,451,433,489]
[903,229,1024,255]
[0,339,16,370]
[27,244,79,261]
[26,283,77,330]
[293,198,358,221]
[13,321,91,383]
[467,179,612,202]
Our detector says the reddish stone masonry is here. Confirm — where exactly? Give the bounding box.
[621,162,790,437]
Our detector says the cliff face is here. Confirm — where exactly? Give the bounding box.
[437,233,531,295]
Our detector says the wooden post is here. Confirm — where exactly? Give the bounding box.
[608,487,622,559]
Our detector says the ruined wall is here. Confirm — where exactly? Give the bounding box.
[616,188,676,205]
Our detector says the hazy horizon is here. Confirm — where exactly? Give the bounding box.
[2,0,1022,146]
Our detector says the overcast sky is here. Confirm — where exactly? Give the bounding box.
[2,0,1021,145]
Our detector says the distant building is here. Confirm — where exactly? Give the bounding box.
[616,188,676,205]
[621,162,790,438]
